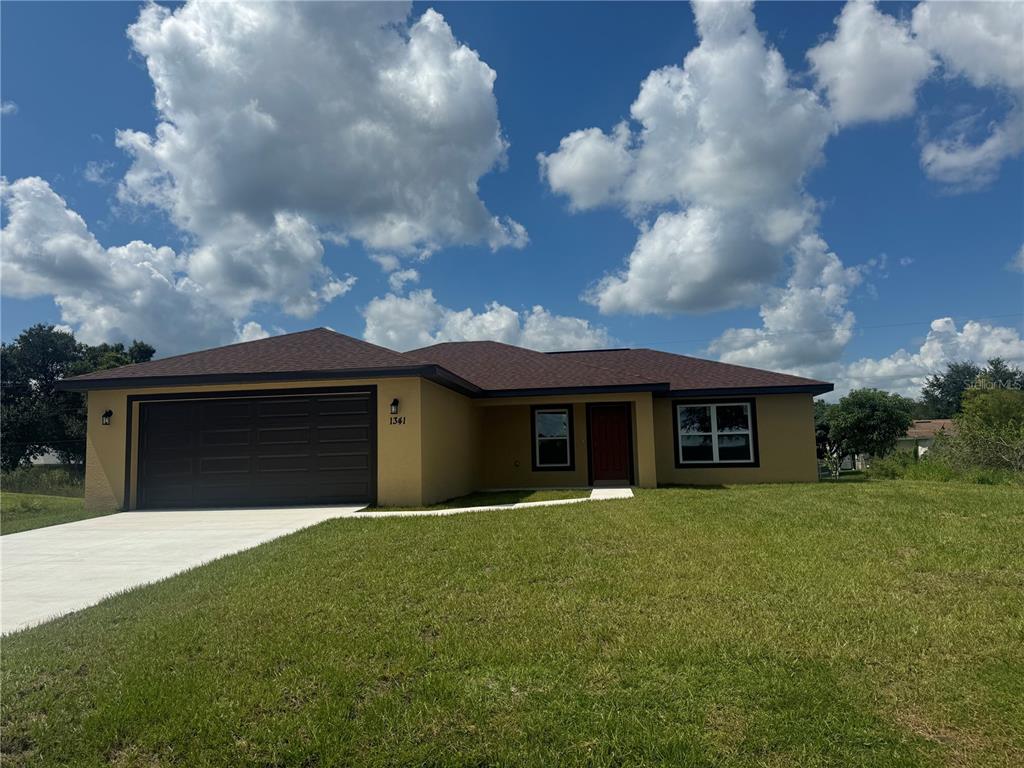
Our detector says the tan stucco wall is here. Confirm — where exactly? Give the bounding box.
[84,376,425,511]
[419,380,481,505]
[477,393,657,490]
[84,381,816,512]
[653,393,819,485]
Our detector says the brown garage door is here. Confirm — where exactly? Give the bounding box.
[137,390,375,509]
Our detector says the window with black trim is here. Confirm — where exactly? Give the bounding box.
[532,406,574,470]
[675,401,756,465]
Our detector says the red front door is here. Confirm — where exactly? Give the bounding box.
[588,404,632,486]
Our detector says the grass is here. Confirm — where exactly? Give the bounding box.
[0,465,85,498]
[2,481,1022,767]
[0,492,112,535]
[372,488,589,511]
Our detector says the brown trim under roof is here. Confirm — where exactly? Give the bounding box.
[58,365,483,397]
[661,384,833,397]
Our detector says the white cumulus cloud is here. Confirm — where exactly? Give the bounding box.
[810,1,1024,189]
[807,1,935,125]
[0,176,239,353]
[116,1,524,287]
[708,234,864,375]
[362,289,612,352]
[5,1,527,353]
[540,1,835,318]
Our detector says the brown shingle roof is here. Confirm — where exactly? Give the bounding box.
[407,341,664,392]
[904,419,955,439]
[545,348,831,393]
[60,328,833,396]
[63,328,420,383]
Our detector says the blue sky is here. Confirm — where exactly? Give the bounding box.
[2,1,1022,396]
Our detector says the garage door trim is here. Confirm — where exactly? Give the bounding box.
[125,385,377,509]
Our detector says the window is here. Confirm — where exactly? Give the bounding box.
[675,400,757,466]
[532,406,574,470]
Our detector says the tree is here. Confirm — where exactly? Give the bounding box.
[0,325,156,470]
[813,400,844,480]
[972,357,1024,392]
[829,389,915,463]
[921,358,1024,417]
[921,361,982,418]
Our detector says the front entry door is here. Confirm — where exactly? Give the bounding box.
[588,404,633,486]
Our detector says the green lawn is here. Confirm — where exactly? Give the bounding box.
[0,492,111,535]
[2,481,1022,767]
[372,488,589,511]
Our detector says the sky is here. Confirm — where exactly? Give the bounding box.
[1,0,1022,398]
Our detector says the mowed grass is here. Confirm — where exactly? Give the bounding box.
[2,482,1022,767]
[0,492,110,535]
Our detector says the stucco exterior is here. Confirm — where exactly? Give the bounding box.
[476,393,657,490]
[653,393,818,485]
[83,380,818,512]
[85,377,424,511]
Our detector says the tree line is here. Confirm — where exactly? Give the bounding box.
[1,325,155,471]
[815,358,1024,479]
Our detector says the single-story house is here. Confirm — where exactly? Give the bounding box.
[896,419,955,459]
[58,328,833,510]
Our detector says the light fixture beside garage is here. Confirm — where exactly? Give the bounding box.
[101,409,113,426]
[390,398,400,415]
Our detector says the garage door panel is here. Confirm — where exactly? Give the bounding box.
[257,426,311,445]
[258,400,313,418]
[201,428,251,446]
[138,390,374,509]
[199,456,251,474]
[317,425,370,443]
[318,453,371,471]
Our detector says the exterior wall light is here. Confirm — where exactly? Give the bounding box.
[390,398,400,415]
[101,409,113,426]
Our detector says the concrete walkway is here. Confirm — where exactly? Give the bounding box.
[1,488,634,634]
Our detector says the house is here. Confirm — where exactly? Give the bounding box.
[896,419,955,459]
[57,328,833,510]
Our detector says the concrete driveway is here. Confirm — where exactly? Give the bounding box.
[1,505,364,634]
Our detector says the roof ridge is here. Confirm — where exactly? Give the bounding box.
[318,327,422,362]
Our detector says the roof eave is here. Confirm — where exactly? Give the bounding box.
[476,383,672,398]
[56,365,482,397]
[660,383,834,398]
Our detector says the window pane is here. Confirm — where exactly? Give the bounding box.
[716,404,750,433]
[538,438,569,466]
[680,434,713,462]
[536,411,568,439]
[678,406,711,433]
[717,433,752,461]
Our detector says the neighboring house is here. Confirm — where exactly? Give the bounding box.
[896,419,955,459]
[58,328,833,510]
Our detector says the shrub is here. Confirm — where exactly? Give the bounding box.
[944,389,1024,472]
[0,465,85,497]
[866,446,1023,486]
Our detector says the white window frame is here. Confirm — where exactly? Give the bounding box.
[676,401,755,465]
[534,407,572,469]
